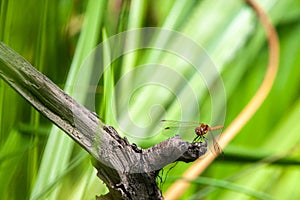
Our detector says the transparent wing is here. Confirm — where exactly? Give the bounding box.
[206,129,223,156]
[160,120,199,138]
[161,120,200,127]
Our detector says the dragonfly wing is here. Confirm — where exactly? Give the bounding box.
[160,120,199,130]
[205,130,223,155]
[160,120,199,139]
[161,120,199,126]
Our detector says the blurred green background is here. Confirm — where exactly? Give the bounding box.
[1,0,300,199]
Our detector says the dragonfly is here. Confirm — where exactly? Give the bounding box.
[161,120,224,155]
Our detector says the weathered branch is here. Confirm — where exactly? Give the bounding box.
[0,42,207,199]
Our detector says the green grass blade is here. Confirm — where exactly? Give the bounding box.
[30,1,106,199]
[186,176,274,200]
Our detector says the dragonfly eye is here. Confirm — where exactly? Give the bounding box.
[199,124,209,134]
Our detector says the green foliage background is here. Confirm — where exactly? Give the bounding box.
[1,0,300,199]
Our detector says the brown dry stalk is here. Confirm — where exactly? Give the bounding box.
[164,0,280,199]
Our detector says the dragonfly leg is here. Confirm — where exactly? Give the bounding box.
[192,135,200,142]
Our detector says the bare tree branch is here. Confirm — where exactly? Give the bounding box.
[0,42,207,199]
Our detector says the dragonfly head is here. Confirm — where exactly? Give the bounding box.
[195,124,209,136]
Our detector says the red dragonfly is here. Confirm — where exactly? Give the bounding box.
[161,120,224,155]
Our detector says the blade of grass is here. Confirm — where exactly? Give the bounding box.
[101,29,117,126]
[28,0,50,193]
[30,152,89,200]
[120,0,146,74]
[116,0,147,133]
[30,0,106,199]
[0,129,32,199]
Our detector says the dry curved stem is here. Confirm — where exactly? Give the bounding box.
[164,0,280,199]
